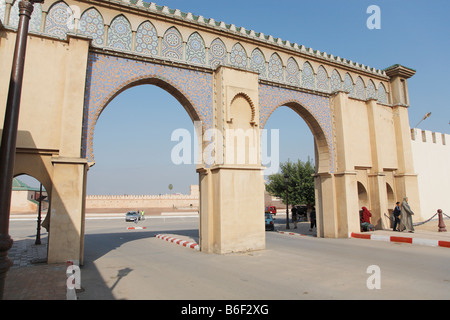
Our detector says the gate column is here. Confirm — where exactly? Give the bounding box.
[386,65,422,220]
[47,157,87,264]
[198,66,265,254]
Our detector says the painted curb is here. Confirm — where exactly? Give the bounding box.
[127,226,147,230]
[155,234,200,251]
[349,232,450,248]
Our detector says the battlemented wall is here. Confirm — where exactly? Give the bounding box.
[411,129,450,220]
[85,185,199,210]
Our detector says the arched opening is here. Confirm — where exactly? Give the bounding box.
[263,104,319,234]
[386,182,396,228]
[87,81,201,241]
[357,182,369,209]
[9,174,49,265]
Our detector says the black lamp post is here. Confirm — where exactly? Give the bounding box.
[0,0,44,300]
[284,173,290,229]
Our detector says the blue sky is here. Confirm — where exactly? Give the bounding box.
[81,0,449,195]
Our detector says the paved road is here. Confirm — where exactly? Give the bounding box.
[8,215,450,300]
[78,216,450,300]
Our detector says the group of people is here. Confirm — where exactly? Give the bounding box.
[291,205,316,231]
[360,197,415,233]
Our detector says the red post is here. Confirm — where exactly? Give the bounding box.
[438,209,447,232]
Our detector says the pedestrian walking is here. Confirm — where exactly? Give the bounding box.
[392,202,401,231]
[400,197,414,233]
[292,205,298,229]
[309,206,316,231]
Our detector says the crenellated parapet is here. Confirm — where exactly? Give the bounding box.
[1,0,393,104]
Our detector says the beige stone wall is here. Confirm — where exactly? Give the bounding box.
[411,129,450,220]
[85,185,200,210]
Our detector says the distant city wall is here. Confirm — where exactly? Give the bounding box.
[85,185,199,210]
[411,129,450,220]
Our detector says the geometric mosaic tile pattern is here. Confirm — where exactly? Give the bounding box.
[8,0,42,32]
[377,82,388,104]
[107,15,132,50]
[316,66,330,92]
[209,38,227,68]
[162,27,183,60]
[343,73,354,97]
[366,79,377,100]
[259,83,335,172]
[285,57,300,87]
[250,48,266,77]
[45,1,73,39]
[355,76,366,100]
[330,69,343,92]
[230,42,248,68]
[301,61,315,90]
[268,53,283,82]
[82,53,213,163]
[2,1,391,106]
[135,21,159,56]
[79,8,104,46]
[186,32,206,64]
[0,0,5,25]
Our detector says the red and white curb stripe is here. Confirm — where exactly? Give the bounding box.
[155,234,200,251]
[127,226,147,230]
[349,232,450,248]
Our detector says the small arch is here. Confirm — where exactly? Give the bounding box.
[135,20,158,56]
[357,181,369,209]
[301,61,315,90]
[229,92,256,126]
[285,57,300,86]
[316,65,330,92]
[330,69,342,92]
[162,26,183,60]
[268,53,283,82]
[366,79,377,100]
[79,7,104,46]
[186,32,206,64]
[209,38,227,68]
[108,14,132,50]
[377,82,388,104]
[230,42,248,68]
[250,48,266,77]
[355,76,366,100]
[343,73,354,96]
[45,1,73,38]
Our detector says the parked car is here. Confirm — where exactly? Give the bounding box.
[265,213,275,231]
[125,211,140,222]
[265,206,277,215]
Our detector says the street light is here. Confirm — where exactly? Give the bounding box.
[284,173,290,229]
[0,0,44,300]
[414,112,431,128]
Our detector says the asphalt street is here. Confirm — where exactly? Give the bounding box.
[8,215,450,300]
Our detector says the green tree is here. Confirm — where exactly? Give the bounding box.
[265,159,315,206]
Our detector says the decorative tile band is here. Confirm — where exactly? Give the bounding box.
[82,52,213,163]
[259,84,335,173]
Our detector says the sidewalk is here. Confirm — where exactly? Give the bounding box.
[276,217,450,248]
[2,236,67,300]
